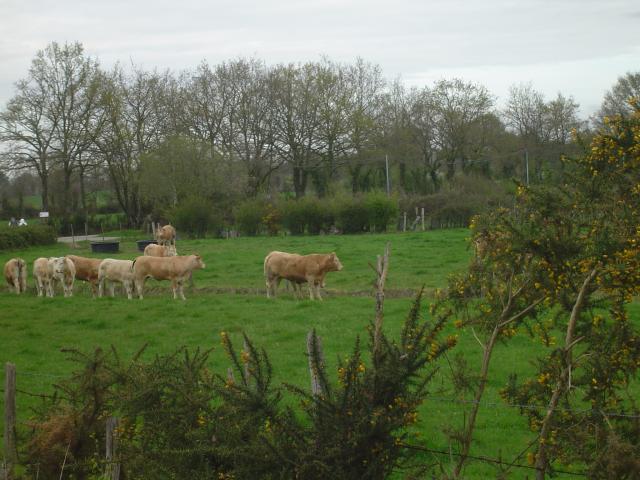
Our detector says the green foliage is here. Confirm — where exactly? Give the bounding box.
[334,195,370,234]
[0,224,57,250]
[234,198,267,236]
[280,197,334,235]
[170,197,222,238]
[365,192,399,232]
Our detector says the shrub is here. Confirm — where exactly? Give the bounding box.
[334,196,369,234]
[171,197,222,238]
[365,193,399,232]
[235,198,267,236]
[0,224,57,251]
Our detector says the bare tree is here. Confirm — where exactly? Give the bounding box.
[431,78,495,178]
[596,71,640,121]
[96,65,171,225]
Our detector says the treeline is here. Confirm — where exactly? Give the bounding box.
[0,41,637,228]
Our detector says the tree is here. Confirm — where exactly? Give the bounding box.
[597,71,640,121]
[97,65,171,226]
[431,79,495,179]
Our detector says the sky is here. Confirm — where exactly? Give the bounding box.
[0,0,638,117]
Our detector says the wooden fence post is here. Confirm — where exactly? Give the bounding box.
[306,331,326,397]
[421,207,425,231]
[370,244,390,360]
[4,363,16,480]
[403,212,407,232]
[105,417,120,480]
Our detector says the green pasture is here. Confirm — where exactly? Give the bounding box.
[0,230,636,478]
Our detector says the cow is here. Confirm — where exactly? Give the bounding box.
[33,257,54,297]
[98,259,135,299]
[132,254,205,300]
[155,224,177,247]
[66,255,103,297]
[49,256,76,297]
[4,258,27,294]
[264,251,343,300]
[144,243,177,257]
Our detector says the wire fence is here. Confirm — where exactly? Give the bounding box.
[3,365,629,479]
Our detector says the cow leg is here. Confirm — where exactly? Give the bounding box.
[135,278,144,300]
[178,280,186,301]
[12,278,20,294]
[90,281,98,299]
[124,281,133,300]
[109,282,116,297]
[36,278,43,297]
[47,280,54,297]
[172,279,178,300]
[315,281,323,301]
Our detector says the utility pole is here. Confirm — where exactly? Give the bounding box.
[385,155,391,196]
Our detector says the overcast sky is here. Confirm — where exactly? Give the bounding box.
[1,0,638,116]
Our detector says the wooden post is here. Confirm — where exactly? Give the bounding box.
[421,207,425,231]
[370,244,390,361]
[4,363,17,480]
[306,331,326,397]
[70,224,76,248]
[85,221,88,238]
[403,212,407,232]
[105,417,120,480]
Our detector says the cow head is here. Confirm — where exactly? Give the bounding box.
[192,254,205,269]
[51,257,67,275]
[329,252,343,271]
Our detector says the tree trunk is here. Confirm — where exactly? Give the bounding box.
[40,174,49,212]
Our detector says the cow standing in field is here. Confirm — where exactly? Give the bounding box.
[33,257,54,297]
[67,255,103,297]
[155,224,176,247]
[50,257,76,297]
[98,259,135,299]
[132,254,205,300]
[144,243,177,257]
[264,251,343,300]
[4,258,27,294]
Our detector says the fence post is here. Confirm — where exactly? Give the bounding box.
[421,207,425,231]
[105,417,120,480]
[4,363,17,480]
[371,244,390,360]
[306,331,326,397]
[403,212,407,232]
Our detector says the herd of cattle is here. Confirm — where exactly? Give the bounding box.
[3,224,344,301]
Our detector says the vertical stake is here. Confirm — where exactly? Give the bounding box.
[4,363,17,480]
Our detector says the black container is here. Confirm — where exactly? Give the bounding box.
[136,239,157,252]
[90,241,120,254]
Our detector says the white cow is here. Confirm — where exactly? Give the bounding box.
[49,257,76,297]
[33,257,54,297]
[98,259,135,299]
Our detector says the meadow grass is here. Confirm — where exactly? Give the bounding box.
[0,229,636,478]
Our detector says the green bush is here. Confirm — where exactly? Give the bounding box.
[0,224,57,251]
[171,197,222,238]
[365,193,399,232]
[234,198,267,236]
[334,196,369,234]
[280,200,307,235]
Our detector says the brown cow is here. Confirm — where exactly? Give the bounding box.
[155,224,177,247]
[144,243,177,257]
[4,258,27,294]
[264,251,343,300]
[67,255,103,297]
[132,254,205,300]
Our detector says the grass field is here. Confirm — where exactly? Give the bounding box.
[1,229,636,478]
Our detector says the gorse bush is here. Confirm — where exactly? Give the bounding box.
[171,197,222,238]
[22,292,454,479]
[0,224,57,250]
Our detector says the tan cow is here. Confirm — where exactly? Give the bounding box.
[264,251,343,300]
[132,254,205,300]
[33,257,54,297]
[4,258,27,294]
[67,255,103,297]
[50,257,76,297]
[155,224,177,247]
[98,259,135,299]
[144,243,177,257]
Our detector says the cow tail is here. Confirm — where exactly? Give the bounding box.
[131,258,137,270]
